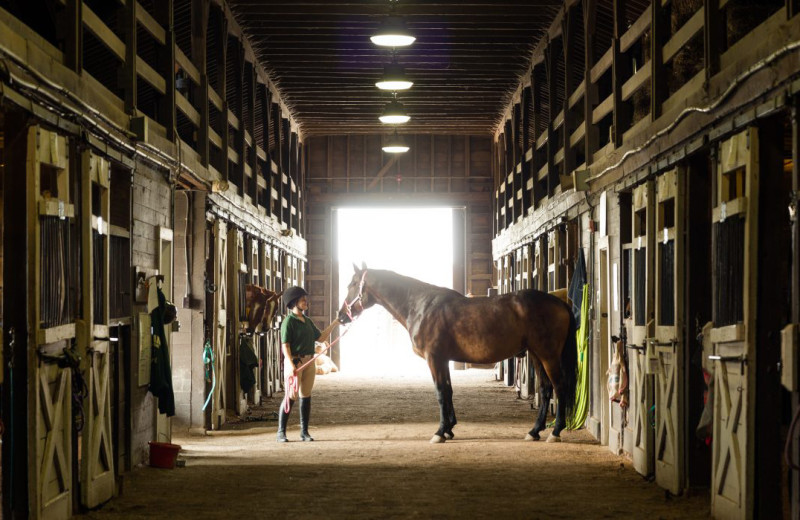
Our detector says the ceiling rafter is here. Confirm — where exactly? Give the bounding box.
[228,0,564,136]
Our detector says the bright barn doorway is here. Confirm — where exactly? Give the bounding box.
[337,207,454,377]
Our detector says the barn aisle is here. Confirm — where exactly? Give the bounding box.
[86,370,709,519]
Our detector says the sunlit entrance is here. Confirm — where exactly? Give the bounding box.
[337,207,454,377]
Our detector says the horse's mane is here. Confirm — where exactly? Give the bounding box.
[371,269,463,298]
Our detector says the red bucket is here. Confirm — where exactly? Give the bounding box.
[148,441,182,469]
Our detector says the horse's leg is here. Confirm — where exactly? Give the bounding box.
[546,395,566,443]
[428,357,456,443]
[443,378,457,439]
[525,380,552,441]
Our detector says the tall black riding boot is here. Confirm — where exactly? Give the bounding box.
[299,397,314,441]
[277,398,294,443]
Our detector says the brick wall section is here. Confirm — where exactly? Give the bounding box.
[130,160,171,466]
[172,193,192,426]
[171,192,209,432]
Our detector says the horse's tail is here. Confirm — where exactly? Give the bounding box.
[559,306,578,417]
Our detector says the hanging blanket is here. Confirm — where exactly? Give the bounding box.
[566,248,589,429]
[149,283,176,417]
[240,335,259,393]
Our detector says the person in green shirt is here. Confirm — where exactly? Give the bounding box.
[277,286,326,442]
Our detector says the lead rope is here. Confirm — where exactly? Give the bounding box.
[201,338,215,411]
[283,320,353,413]
[284,272,368,412]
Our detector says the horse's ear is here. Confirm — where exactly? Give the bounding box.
[352,263,361,274]
[361,261,367,271]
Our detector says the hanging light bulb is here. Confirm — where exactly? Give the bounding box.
[370,16,416,47]
[379,99,410,124]
[382,131,409,153]
[376,62,413,91]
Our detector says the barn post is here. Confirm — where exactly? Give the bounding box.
[791,95,800,520]
[2,111,31,520]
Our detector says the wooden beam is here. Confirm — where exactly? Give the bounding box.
[135,1,166,45]
[230,38,245,195]
[136,56,166,94]
[545,42,557,196]
[704,0,722,82]
[121,0,137,113]
[191,0,211,167]
[83,5,125,60]
[583,0,599,168]
[247,64,258,203]
[562,6,578,182]
[662,7,704,65]
[215,7,229,180]
[650,0,667,119]
[367,156,399,191]
[612,0,632,146]
[58,0,82,73]
[155,0,175,141]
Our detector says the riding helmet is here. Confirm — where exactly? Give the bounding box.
[283,286,308,310]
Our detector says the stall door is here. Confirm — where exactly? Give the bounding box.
[29,126,75,519]
[250,238,262,404]
[80,151,115,507]
[709,128,758,519]
[629,181,655,477]
[82,340,114,507]
[653,168,685,494]
[229,228,247,415]
[210,221,228,429]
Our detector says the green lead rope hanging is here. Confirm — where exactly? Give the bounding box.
[566,283,590,430]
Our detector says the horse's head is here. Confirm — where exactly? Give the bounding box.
[337,262,372,324]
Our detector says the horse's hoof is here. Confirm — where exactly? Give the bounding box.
[546,434,562,443]
[430,435,445,444]
[524,433,540,441]
[444,432,454,440]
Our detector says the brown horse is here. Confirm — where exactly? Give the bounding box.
[245,285,283,331]
[337,264,577,443]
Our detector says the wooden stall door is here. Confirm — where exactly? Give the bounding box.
[228,228,247,416]
[81,341,114,508]
[28,126,76,520]
[210,221,228,429]
[629,181,655,477]
[709,129,758,520]
[599,243,617,451]
[80,151,115,508]
[35,362,73,520]
[653,168,686,495]
[250,238,262,404]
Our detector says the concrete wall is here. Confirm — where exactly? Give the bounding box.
[171,192,209,432]
[130,160,172,466]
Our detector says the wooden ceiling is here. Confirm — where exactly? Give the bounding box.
[228,0,564,136]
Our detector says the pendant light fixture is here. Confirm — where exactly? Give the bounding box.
[379,98,410,124]
[382,131,409,154]
[371,16,416,47]
[376,62,413,91]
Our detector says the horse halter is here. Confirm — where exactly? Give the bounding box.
[343,270,368,321]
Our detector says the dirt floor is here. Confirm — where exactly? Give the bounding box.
[86,370,710,519]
